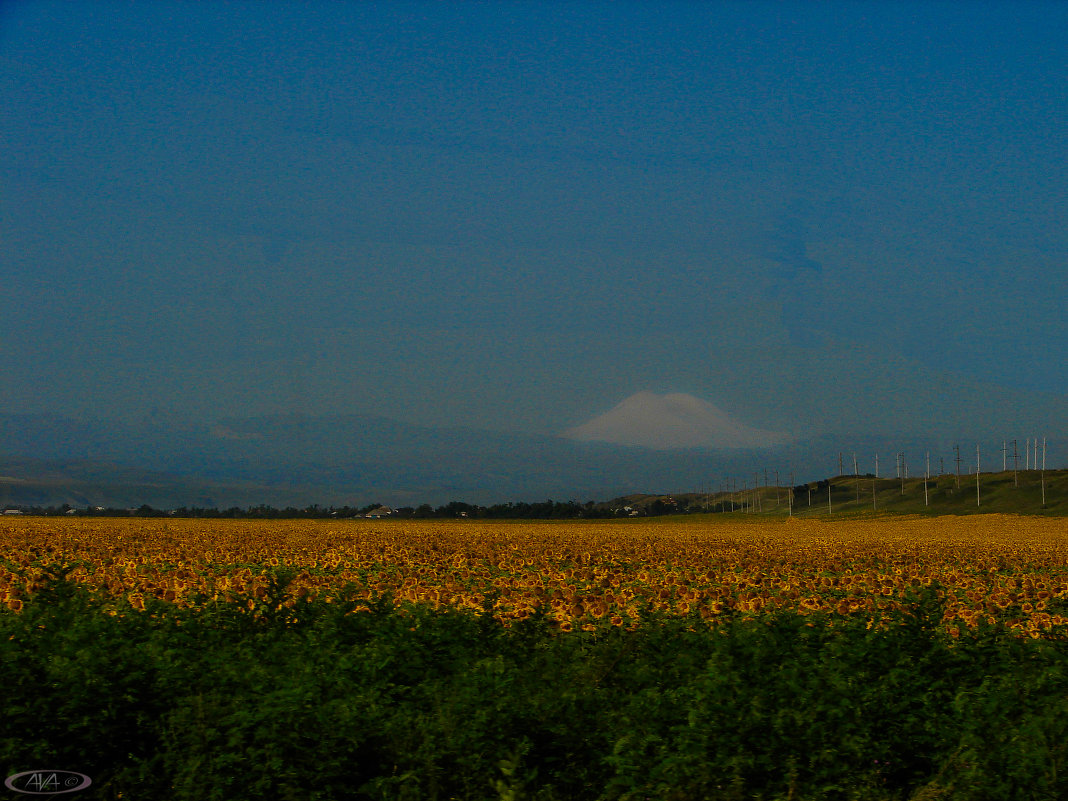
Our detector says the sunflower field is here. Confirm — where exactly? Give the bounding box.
[3,514,1068,637]
[3,514,1068,800]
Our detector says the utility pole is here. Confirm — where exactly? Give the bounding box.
[875,453,879,478]
[900,452,906,496]
[924,451,930,507]
[1012,439,1019,488]
[976,445,981,508]
[1002,441,1007,472]
[838,452,844,476]
[1026,438,1031,471]
[774,470,780,508]
[1041,438,1047,507]
[954,444,962,489]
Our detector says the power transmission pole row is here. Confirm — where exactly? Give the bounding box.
[706,436,1050,517]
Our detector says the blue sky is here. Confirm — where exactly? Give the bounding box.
[2,1,1065,440]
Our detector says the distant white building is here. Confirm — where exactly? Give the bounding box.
[364,505,393,518]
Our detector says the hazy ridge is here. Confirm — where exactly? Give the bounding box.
[1,411,1062,510]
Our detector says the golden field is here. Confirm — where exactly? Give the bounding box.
[2,514,1067,638]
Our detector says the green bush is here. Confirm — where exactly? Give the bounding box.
[1,578,1067,801]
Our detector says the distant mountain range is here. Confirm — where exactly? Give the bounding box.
[565,392,790,449]
[0,406,1063,509]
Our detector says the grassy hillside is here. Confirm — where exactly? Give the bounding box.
[640,468,1068,517]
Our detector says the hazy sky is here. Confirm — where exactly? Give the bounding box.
[3,1,1066,439]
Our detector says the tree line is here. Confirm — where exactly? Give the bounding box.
[5,499,645,519]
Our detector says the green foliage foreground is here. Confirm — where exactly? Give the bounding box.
[3,581,1067,801]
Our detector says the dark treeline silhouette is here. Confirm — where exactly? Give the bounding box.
[6,499,658,519]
